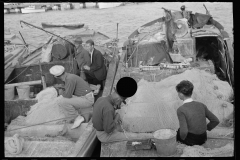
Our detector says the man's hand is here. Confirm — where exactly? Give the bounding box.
[58,88,64,95]
[83,65,90,71]
[114,113,122,124]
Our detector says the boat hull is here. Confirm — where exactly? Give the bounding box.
[21,8,46,14]
[41,22,84,29]
[98,3,122,9]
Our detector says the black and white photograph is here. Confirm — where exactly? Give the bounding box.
[4,2,234,157]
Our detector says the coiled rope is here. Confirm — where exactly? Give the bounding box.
[5,134,24,155]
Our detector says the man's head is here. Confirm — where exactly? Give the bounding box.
[181,5,185,11]
[85,39,94,53]
[111,77,138,108]
[49,65,66,81]
[176,80,194,100]
[112,87,127,108]
[74,37,83,48]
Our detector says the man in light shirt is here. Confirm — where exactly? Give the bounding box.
[175,80,219,146]
[83,39,107,94]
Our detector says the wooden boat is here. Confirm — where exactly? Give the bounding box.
[97,3,122,9]
[4,25,120,157]
[98,7,234,157]
[42,22,85,29]
[21,5,46,14]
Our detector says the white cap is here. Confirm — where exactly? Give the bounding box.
[49,65,65,77]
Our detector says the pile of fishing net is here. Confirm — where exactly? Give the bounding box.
[180,143,234,157]
[7,87,79,133]
[118,68,234,133]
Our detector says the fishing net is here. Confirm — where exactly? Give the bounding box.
[180,143,234,157]
[5,140,75,157]
[36,87,58,102]
[9,87,78,126]
[119,69,233,133]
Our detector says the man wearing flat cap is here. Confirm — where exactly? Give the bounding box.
[49,65,94,122]
[92,77,154,143]
[74,37,91,76]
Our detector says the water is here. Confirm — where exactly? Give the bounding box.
[4,2,233,157]
[5,2,233,49]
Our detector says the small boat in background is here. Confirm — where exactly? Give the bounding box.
[97,3,123,9]
[21,5,46,14]
[42,22,85,29]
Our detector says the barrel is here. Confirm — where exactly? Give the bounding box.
[153,129,177,156]
[16,85,30,100]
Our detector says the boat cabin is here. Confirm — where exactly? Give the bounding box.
[122,10,234,87]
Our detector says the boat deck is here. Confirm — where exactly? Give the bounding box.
[100,138,234,157]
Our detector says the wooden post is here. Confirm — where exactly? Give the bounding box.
[5,80,42,88]
[95,2,99,8]
[83,3,86,9]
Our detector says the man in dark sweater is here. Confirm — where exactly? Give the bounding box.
[92,77,153,143]
[175,80,219,146]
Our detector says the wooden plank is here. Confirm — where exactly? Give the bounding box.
[102,54,119,97]
[5,80,41,88]
[111,51,126,94]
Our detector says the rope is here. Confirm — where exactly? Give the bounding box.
[5,64,31,84]
[5,134,24,155]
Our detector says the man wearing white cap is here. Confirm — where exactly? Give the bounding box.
[49,65,94,121]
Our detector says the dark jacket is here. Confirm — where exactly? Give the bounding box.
[75,46,91,70]
[89,48,107,81]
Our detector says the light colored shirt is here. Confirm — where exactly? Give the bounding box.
[90,48,94,64]
[183,98,193,104]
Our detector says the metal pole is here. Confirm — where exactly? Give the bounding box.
[20,20,76,49]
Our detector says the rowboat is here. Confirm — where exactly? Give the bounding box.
[97,3,122,9]
[4,22,120,157]
[98,6,234,157]
[41,22,85,29]
[21,5,46,14]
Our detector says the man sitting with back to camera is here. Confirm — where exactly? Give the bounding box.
[175,80,219,146]
[49,65,94,122]
[83,39,107,95]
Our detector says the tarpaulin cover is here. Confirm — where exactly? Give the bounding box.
[134,42,173,66]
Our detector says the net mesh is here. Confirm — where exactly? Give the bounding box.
[119,69,233,133]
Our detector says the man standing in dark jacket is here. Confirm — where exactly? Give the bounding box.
[74,37,91,78]
[175,80,219,146]
[83,39,107,93]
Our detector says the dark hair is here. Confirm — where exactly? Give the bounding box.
[176,80,194,97]
[86,39,94,46]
